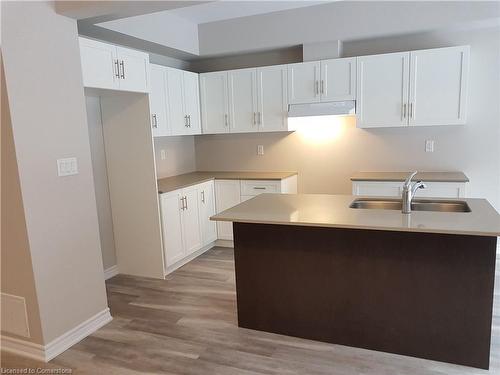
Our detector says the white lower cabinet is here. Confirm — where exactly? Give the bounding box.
[160,191,185,267]
[160,181,215,274]
[198,181,217,245]
[215,176,298,241]
[352,181,467,198]
[215,180,241,241]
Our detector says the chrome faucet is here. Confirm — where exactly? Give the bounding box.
[402,171,426,214]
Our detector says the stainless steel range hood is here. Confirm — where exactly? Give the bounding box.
[288,101,356,117]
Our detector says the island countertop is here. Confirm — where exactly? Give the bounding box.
[157,171,297,194]
[211,194,500,237]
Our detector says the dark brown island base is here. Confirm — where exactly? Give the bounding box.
[212,194,500,370]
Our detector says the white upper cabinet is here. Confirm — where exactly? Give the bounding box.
[409,46,469,126]
[182,71,202,135]
[356,52,410,128]
[166,68,187,136]
[228,68,258,133]
[200,72,230,134]
[356,46,469,128]
[79,38,118,90]
[320,57,356,101]
[287,61,321,104]
[257,65,288,132]
[200,66,289,135]
[79,37,150,93]
[149,64,169,136]
[149,65,202,137]
[115,46,150,93]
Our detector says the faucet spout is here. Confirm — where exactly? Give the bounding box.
[401,171,426,214]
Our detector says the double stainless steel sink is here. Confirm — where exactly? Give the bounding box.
[349,198,471,213]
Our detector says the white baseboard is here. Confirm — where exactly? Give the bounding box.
[0,335,45,362]
[215,239,234,248]
[104,265,119,280]
[164,241,216,276]
[1,308,112,362]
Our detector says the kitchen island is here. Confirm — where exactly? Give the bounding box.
[211,194,500,369]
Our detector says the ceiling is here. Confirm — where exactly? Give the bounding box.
[159,1,331,25]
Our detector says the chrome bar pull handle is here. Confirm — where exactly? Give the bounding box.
[258,111,261,125]
[184,196,188,210]
[315,80,319,95]
[120,60,125,79]
[201,191,205,203]
[320,80,324,94]
[152,114,158,128]
[114,60,120,78]
[224,114,228,127]
[403,103,407,119]
[188,115,191,127]
[253,112,256,125]
[409,103,413,119]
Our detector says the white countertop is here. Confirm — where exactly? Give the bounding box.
[211,194,500,237]
[157,171,297,193]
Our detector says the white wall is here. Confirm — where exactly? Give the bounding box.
[86,96,117,270]
[195,26,500,211]
[1,58,45,345]
[97,11,199,55]
[2,1,108,343]
[198,1,500,56]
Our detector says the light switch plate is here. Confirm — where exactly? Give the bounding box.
[57,157,78,177]
[257,145,264,156]
[425,140,435,153]
[160,149,166,160]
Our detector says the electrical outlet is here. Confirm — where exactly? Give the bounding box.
[425,140,435,153]
[160,149,167,160]
[257,145,264,156]
[57,157,78,177]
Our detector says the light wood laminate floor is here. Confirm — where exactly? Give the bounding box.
[2,247,499,374]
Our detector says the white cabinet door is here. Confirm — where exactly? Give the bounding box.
[183,71,202,135]
[409,46,469,126]
[287,61,321,104]
[257,65,288,132]
[228,68,258,133]
[198,181,217,246]
[115,46,150,93]
[215,180,241,241]
[200,72,230,134]
[181,186,202,256]
[160,192,184,268]
[79,37,119,90]
[356,52,410,128]
[321,57,356,101]
[149,65,169,137]
[166,68,188,136]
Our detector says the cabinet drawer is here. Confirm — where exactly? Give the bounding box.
[240,180,281,196]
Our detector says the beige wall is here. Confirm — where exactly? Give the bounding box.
[195,27,500,211]
[86,96,117,270]
[2,1,108,343]
[154,136,197,179]
[1,59,45,345]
